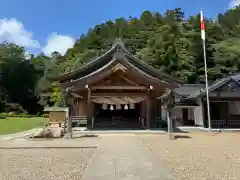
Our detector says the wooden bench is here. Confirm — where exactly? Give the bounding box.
[71,116,91,136]
[71,116,87,127]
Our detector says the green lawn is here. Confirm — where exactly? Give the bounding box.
[0,117,48,135]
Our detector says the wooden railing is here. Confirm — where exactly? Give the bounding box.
[211,119,240,129]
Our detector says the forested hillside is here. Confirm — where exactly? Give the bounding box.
[1,7,240,114]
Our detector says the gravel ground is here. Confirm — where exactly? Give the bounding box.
[0,135,101,148]
[0,148,95,180]
[138,133,240,180]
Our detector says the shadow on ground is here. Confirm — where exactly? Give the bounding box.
[74,134,99,139]
[26,134,99,140]
[173,135,192,140]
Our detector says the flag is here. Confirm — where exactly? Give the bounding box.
[200,9,206,40]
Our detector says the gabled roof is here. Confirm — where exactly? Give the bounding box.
[174,84,205,97]
[56,39,183,87]
[185,73,240,99]
[172,84,204,105]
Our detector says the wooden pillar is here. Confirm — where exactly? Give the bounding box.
[146,96,151,129]
[157,99,162,119]
[140,101,146,128]
[64,89,72,139]
[76,99,79,116]
[87,88,93,129]
[72,99,76,116]
[182,108,189,125]
[167,93,174,140]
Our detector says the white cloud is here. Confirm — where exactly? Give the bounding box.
[0,18,75,56]
[42,33,75,56]
[0,18,40,48]
[229,0,240,8]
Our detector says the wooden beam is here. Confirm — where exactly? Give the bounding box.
[91,92,148,97]
[91,96,146,104]
[91,85,148,90]
[70,92,83,99]
[123,77,139,86]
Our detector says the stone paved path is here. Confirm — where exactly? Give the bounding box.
[0,128,41,140]
[82,134,173,180]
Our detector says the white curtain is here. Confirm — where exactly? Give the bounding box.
[110,105,114,111]
[129,103,135,109]
[102,103,107,110]
[116,104,121,110]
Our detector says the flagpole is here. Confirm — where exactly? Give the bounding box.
[201,8,211,132]
[203,39,211,132]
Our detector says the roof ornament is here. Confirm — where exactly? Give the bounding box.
[114,38,125,50]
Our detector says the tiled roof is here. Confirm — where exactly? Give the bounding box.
[231,73,240,82]
[55,39,183,85]
[174,84,205,96]
[185,73,240,99]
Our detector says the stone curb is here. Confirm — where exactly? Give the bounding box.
[0,145,98,149]
[175,127,240,133]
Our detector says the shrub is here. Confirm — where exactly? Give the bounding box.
[0,112,8,117]
[4,103,26,114]
[0,113,36,118]
[41,114,49,118]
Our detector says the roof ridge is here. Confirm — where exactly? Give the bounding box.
[119,44,183,84]
[57,39,125,80]
[56,40,182,85]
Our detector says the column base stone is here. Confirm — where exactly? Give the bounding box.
[64,133,72,139]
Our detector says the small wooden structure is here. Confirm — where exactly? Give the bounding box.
[43,106,69,123]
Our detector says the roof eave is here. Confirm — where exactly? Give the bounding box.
[56,44,118,82]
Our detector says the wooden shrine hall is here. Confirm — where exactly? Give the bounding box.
[55,39,182,134]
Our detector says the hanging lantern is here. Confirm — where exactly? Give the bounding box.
[124,104,128,110]
[110,105,114,111]
[102,103,107,110]
[129,103,135,109]
[116,104,121,110]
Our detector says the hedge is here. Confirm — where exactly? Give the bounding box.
[0,113,49,118]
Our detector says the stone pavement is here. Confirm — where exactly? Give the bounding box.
[82,134,173,180]
[0,128,41,140]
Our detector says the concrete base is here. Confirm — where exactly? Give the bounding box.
[63,133,72,139]
[176,126,240,133]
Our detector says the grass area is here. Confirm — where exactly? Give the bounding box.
[0,117,48,135]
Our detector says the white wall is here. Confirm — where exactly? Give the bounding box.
[161,106,167,120]
[194,98,204,126]
[160,97,204,126]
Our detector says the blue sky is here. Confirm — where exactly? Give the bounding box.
[0,0,237,55]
